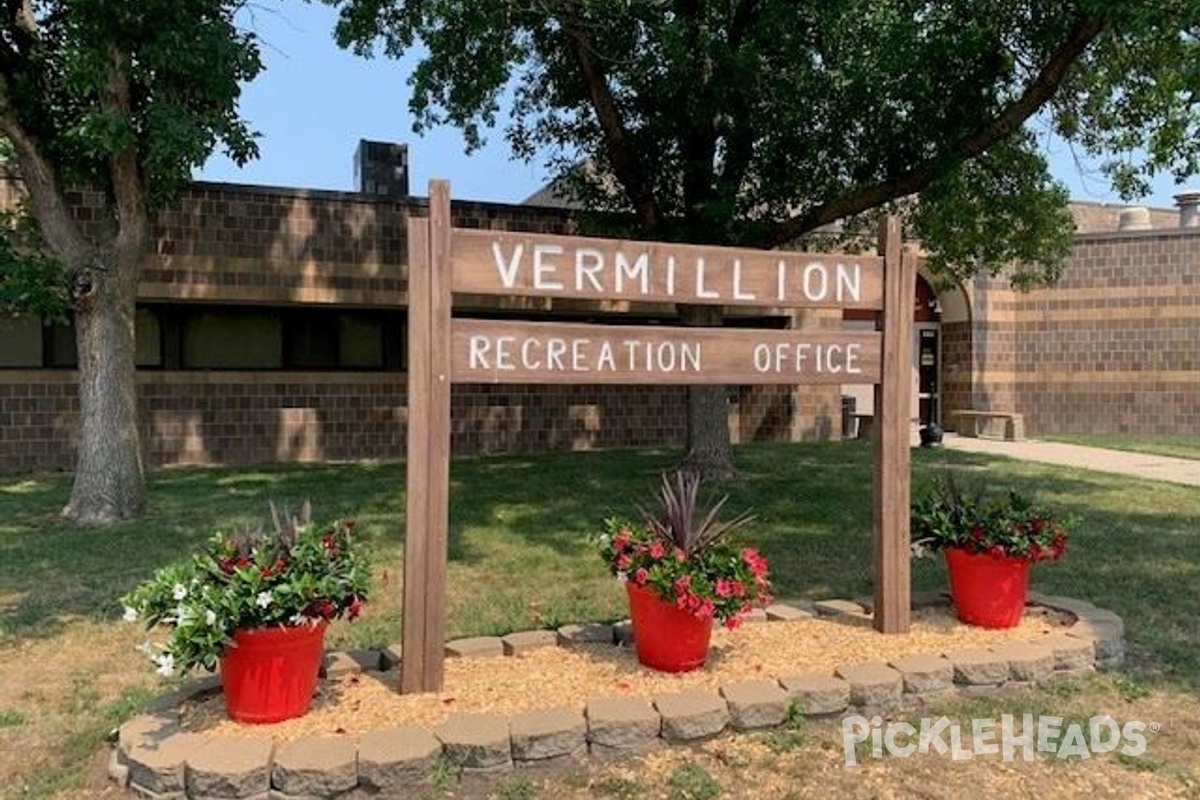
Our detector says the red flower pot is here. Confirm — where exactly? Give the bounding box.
[944,548,1030,629]
[219,622,327,723]
[625,582,712,672]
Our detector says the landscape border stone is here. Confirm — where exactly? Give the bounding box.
[112,596,1125,799]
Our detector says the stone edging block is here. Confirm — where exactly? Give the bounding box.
[357,726,441,792]
[435,713,512,770]
[720,680,789,730]
[653,690,729,741]
[273,737,358,796]
[889,654,954,694]
[945,648,1010,686]
[777,674,850,716]
[834,662,903,708]
[111,596,1125,799]
[186,737,273,798]
[502,630,557,655]
[510,707,587,761]
[585,697,660,751]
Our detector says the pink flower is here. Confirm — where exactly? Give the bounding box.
[673,575,691,594]
[634,568,649,585]
[724,615,743,630]
[715,579,734,598]
[648,542,665,559]
[742,548,769,579]
[673,548,687,563]
[616,554,632,570]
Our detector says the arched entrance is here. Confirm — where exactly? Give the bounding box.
[841,273,944,434]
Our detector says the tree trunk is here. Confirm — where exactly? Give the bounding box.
[679,303,735,481]
[62,254,145,523]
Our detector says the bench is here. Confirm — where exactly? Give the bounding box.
[949,410,1025,441]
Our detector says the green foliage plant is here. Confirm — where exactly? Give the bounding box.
[911,473,1072,562]
[120,502,370,676]
[595,471,771,628]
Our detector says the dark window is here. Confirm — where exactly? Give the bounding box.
[140,303,404,372]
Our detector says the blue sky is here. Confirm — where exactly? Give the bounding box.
[198,3,1191,210]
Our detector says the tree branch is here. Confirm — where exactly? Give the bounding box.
[757,14,1108,249]
[557,7,660,229]
[0,77,90,266]
[103,44,147,270]
[676,0,721,233]
[728,0,759,49]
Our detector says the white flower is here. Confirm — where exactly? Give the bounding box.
[255,591,273,609]
[171,583,188,601]
[289,613,305,626]
[204,609,218,626]
[154,653,175,678]
[616,571,629,583]
[175,605,193,625]
[598,533,611,547]
[122,606,138,623]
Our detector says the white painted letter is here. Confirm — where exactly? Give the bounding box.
[575,248,605,293]
[520,338,542,370]
[468,336,491,369]
[491,242,523,288]
[753,344,771,372]
[572,339,590,371]
[695,257,720,299]
[837,262,861,302]
[846,343,862,374]
[732,259,755,300]
[657,342,676,372]
[597,341,616,371]
[681,342,701,372]
[533,244,565,290]
[494,336,516,370]
[546,339,567,370]
[803,262,828,301]
[615,252,650,295]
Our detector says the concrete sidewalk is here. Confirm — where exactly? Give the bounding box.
[933,433,1200,487]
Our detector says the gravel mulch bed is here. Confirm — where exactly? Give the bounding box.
[182,606,1067,743]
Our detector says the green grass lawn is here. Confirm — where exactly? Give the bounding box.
[1,441,1198,797]
[1039,434,1200,462]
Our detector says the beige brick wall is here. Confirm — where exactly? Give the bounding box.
[968,227,1200,436]
[0,182,823,473]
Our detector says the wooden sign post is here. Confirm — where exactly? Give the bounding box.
[402,180,914,693]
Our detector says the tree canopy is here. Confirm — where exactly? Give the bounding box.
[0,0,264,522]
[328,0,1200,284]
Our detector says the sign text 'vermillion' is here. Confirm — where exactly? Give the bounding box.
[450,230,884,309]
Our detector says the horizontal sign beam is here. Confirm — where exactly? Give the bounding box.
[450,229,883,310]
[451,319,881,385]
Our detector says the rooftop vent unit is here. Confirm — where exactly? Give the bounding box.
[1175,190,1200,229]
[355,140,409,198]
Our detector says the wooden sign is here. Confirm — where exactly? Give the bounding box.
[451,228,884,309]
[452,320,881,385]
[402,180,914,693]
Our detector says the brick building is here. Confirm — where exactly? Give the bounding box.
[0,144,835,473]
[938,199,1200,437]
[1,143,1197,474]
